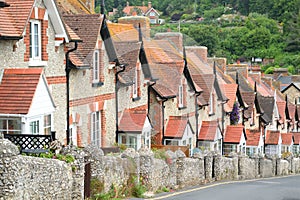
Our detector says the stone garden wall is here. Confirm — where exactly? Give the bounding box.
[0,139,85,200]
[2,138,300,199]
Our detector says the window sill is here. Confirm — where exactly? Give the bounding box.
[29,60,47,67]
[132,96,141,102]
[92,82,104,87]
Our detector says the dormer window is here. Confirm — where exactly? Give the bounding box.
[29,20,41,60]
[93,50,99,83]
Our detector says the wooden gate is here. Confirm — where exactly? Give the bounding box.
[84,162,91,198]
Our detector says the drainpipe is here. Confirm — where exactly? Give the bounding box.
[65,41,78,146]
[161,98,168,145]
[115,64,126,143]
[147,81,156,113]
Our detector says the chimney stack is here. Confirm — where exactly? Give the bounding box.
[148,1,152,8]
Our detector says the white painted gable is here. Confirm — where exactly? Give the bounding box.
[182,122,193,141]
[27,75,55,117]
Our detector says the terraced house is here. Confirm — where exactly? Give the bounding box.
[1,0,300,158]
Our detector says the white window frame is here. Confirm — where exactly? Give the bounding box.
[70,123,77,146]
[178,84,184,108]
[119,134,138,150]
[0,118,22,134]
[209,92,214,115]
[93,50,100,83]
[164,139,179,146]
[132,67,138,98]
[29,119,40,135]
[43,114,51,135]
[91,111,101,146]
[29,20,41,61]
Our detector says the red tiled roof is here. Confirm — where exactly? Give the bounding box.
[193,74,214,104]
[119,108,148,132]
[287,102,295,121]
[265,130,281,145]
[222,84,238,112]
[224,125,244,143]
[63,14,103,67]
[151,63,183,98]
[245,129,261,146]
[277,101,286,124]
[56,0,92,15]
[144,40,183,64]
[241,91,255,119]
[65,23,81,41]
[0,0,34,37]
[198,121,219,141]
[0,68,43,114]
[281,133,293,145]
[165,116,189,138]
[114,41,141,84]
[293,132,300,145]
[123,5,150,16]
[107,22,139,42]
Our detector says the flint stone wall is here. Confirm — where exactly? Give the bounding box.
[0,139,83,200]
[2,139,300,198]
[238,156,259,179]
[176,157,205,188]
[259,158,275,178]
[214,155,238,181]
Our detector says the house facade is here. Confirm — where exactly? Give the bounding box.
[0,0,69,142]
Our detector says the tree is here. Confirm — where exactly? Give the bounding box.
[285,12,300,52]
[183,24,220,56]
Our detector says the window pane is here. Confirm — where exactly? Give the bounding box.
[91,111,101,146]
[34,23,39,57]
[30,120,39,134]
[44,115,51,135]
[0,118,21,134]
[93,51,99,81]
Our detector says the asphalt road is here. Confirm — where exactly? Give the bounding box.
[150,175,300,200]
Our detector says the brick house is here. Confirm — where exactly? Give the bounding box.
[145,36,199,149]
[62,14,120,147]
[123,1,160,24]
[0,0,69,142]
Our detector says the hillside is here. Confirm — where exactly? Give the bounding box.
[97,0,300,74]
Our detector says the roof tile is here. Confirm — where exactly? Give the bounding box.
[198,121,219,141]
[265,130,281,145]
[165,116,189,138]
[224,125,244,143]
[0,68,42,114]
[119,108,148,132]
[245,129,261,146]
[281,133,293,145]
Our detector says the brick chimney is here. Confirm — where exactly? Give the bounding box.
[185,46,208,63]
[208,57,226,73]
[154,32,183,51]
[273,68,288,80]
[118,16,151,39]
[148,1,152,8]
[249,72,261,84]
